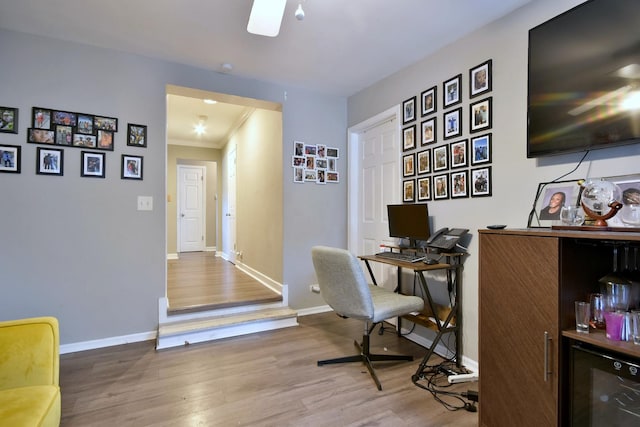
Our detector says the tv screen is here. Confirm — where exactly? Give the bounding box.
[387,204,430,246]
[527,0,640,158]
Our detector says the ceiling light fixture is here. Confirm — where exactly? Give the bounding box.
[194,115,208,136]
[295,3,305,21]
[247,0,287,37]
[203,99,217,105]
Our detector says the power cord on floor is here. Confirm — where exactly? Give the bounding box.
[412,361,478,413]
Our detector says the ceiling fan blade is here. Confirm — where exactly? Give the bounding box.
[247,0,287,37]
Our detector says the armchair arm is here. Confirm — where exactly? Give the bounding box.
[0,317,59,390]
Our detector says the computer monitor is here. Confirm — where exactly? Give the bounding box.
[387,204,430,248]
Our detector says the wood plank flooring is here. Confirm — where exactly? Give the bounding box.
[60,312,479,426]
[167,252,281,313]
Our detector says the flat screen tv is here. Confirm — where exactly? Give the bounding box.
[387,204,430,248]
[527,0,640,158]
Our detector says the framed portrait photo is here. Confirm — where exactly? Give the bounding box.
[443,74,462,108]
[402,96,416,124]
[471,166,492,198]
[444,107,462,140]
[450,139,468,169]
[470,97,492,133]
[81,151,105,178]
[127,123,147,147]
[52,110,77,127]
[403,153,415,177]
[451,170,469,199]
[94,115,118,132]
[471,133,492,166]
[433,145,448,172]
[529,179,583,228]
[0,107,18,134]
[421,86,437,116]
[0,144,21,173]
[36,147,63,176]
[403,125,416,151]
[327,172,339,183]
[421,118,436,145]
[433,173,449,200]
[28,128,55,144]
[469,59,492,98]
[76,114,94,134]
[121,154,143,180]
[417,149,431,174]
[55,125,73,146]
[32,107,52,130]
[403,179,415,202]
[97,130,114,151]
[418,177,431,201]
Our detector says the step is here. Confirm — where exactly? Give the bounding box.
[156,307,298,350]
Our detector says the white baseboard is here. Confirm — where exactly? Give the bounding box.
[60,331,155,355]
[167,253,179,260]
[235,261,283,294]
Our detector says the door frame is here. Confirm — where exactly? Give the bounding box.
[177,164,206,253]
[347,105,401,253]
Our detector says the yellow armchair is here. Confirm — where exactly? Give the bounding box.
[0,317,60,427]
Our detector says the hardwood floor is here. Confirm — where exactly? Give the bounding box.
[167,252,281,313]
[60,312,479,426]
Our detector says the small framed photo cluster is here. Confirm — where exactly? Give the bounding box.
[399,59,494,202]
[292,140,339,184]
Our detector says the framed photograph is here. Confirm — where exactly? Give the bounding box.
[292,156,305,167]
[121,154,143,180]
[52,110,77,127]
[417,149,431,174]
[81,151,105,178]
[293,167,304,183]
[418,177,431,201]
[421,86,437,116]
[433,145,448,171]
[450,139,468,169]
[127,123,147,147]
[470,97,492,133]
[304,169,317,182]
[0,107,18,133]
[36,147,63,176]
[444,107,462,140]
[470,59,492,98]
[529,179,582,227]
[433,173,449,200]
[0,144,21,173]
[55,125,73,145]
[403,179,415,202]
[32,107,51,129]
[471,133,492,165]
[327,158,337,172]
[326,147,339,158]
[403,96,416,124]
[94,115,118,131]
[97,130,114,151]
[403,153,415,177]
[451,170,469,199]
[316,158,327,169]
[28,128,55,144]
[76,114,94,135]
[327,172,339,183]
[304,144,316,156]
[317,169,326,184]
[471,166,492,198]
[443,74,462,108]
[294,140,304,156]
[305,155,315,170]
[403,125,416,151]
[603,174,640,227]
[73,133,96,148]
[316,144,327,159]
[421,118,436,145]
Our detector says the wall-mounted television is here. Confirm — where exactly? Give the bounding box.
[387,203,430,248]
[527,0,640,158]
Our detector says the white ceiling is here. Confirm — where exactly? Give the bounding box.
[0,0,533,147]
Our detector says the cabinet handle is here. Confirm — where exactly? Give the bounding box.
[543,331,552,382]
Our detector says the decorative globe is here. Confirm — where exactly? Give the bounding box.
[580,179,623,226]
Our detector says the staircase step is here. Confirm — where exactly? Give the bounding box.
[156,307,298,350]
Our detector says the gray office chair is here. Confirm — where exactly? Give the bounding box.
[311,245,424,390]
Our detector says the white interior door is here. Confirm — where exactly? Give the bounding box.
[178,165,206,253]
[223,146,237,264]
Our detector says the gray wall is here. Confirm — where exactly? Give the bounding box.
[0,29,346,346]
[348,0,640,362]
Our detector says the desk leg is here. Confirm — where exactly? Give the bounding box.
[363,259,378,286]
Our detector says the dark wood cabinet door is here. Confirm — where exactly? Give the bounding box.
[479,233,559,427]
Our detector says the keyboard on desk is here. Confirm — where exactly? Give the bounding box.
[374,251,425,263]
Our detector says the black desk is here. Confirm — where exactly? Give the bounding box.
[359,252,464,377]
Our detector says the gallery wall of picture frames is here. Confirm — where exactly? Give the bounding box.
[0,105,147,180]
[401,59,493,203]
[292,140,339,184]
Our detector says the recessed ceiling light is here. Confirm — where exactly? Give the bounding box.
[203,99,217,104]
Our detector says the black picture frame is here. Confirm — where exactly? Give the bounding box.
[444,107,462,140]
[72,133,97,148]
[417,149,431,174]
[403,153,415,177]
[433,145,448,172]
[421,118,436,145]
[443,74,462,108]
[0,107,19,134]
[417,177,431,201]
[433,173,449,200]
[32,107,52,130]
[0,144,21,173]
[121,154,143,180]
[451,170,469,199]
[127,123,147,147]
[81,151,105,178]
[402,96,416,124]
[97,130,114,151]
[421,86,437,116]
[76,114,94,135]
[471,133,492,166]
[403,125,416,151]
[529,179,583,227]
[94,115,118,132]
[469,59,492,98]
[52,110,77,127]
[403,179,415,202]
[27,128,55,144]
[471,166,492,198]
[470,97,492,133]
[55,125,73,146]
[36,147,64,176]
[450,139,468,169]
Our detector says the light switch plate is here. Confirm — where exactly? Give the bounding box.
[137,196,153,211]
